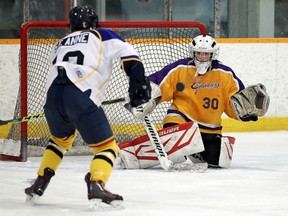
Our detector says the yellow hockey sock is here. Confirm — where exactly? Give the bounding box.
[89,138,118,186]
[37,144,64,176]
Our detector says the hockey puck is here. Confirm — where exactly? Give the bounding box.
[176,82,185,92]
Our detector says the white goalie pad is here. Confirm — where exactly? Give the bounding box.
[218,136,235,168]
[118,121,204,169]
[187,135,236,168]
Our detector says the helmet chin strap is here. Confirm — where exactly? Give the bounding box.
[194,60,212,76]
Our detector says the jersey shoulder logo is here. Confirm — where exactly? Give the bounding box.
[75,68,84,78]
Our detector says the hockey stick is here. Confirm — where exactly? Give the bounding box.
[0,97,126,126]
[0,113,46,126]
[102,97,126,105]
[143,115,208,172]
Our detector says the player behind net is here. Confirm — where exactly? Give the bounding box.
[24,5,152,210]
[119,35,270,169]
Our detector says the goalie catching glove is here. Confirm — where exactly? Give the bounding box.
[231,83,270,121]
[126,81,162,120]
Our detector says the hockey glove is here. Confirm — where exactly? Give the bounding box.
[126,82,162,120]
[231,83,270,121]
[128,77,152,107]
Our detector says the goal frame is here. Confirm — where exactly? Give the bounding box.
[14,21,207,162]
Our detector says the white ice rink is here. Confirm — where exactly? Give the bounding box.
[0,131,287,216]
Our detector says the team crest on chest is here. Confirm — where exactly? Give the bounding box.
[191,82,201,94]
[191,82,220,94]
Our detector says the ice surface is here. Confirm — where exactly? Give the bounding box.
[0,131,287,216]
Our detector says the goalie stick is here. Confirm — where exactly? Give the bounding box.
[143,115,208,172]
[0,97,126,126]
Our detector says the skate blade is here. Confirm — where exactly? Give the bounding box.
[89,199,124,211]
[25,194,40,205]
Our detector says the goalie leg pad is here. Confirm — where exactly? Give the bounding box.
[118,140,161,169]
[118,121,204,169]
[218,136,235,168]
[187,135,235,168]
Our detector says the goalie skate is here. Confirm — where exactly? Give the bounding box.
[85,173,124,211]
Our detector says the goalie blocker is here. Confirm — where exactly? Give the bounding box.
[117,122,235,169]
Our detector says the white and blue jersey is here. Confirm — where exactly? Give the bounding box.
[47,28,142,106]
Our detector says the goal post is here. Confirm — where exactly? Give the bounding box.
[0,21,206,162]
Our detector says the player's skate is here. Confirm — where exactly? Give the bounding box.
[25,168,55,204]
[85,172,124,211]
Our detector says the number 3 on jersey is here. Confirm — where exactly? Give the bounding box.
[52,51,84,65]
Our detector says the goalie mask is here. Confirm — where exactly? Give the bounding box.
[188,35,220,75]
[69,6,100,32]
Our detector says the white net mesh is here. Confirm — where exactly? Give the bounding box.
[4,21,205,160]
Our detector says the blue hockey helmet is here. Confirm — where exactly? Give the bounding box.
[69,6,99,31]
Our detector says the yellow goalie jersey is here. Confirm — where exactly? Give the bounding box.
[148,58,245,134]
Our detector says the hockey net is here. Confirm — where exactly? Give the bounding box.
[0,21,206,161]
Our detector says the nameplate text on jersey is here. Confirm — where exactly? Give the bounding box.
[61,32,90,46]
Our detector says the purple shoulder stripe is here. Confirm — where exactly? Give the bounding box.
[97,28,125,42]
[148,58,191,85]
[213,63,245,91]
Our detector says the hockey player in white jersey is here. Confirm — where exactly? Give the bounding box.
[25,6,152,210]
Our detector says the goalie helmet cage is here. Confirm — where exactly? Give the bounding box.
[1,21,206,162]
